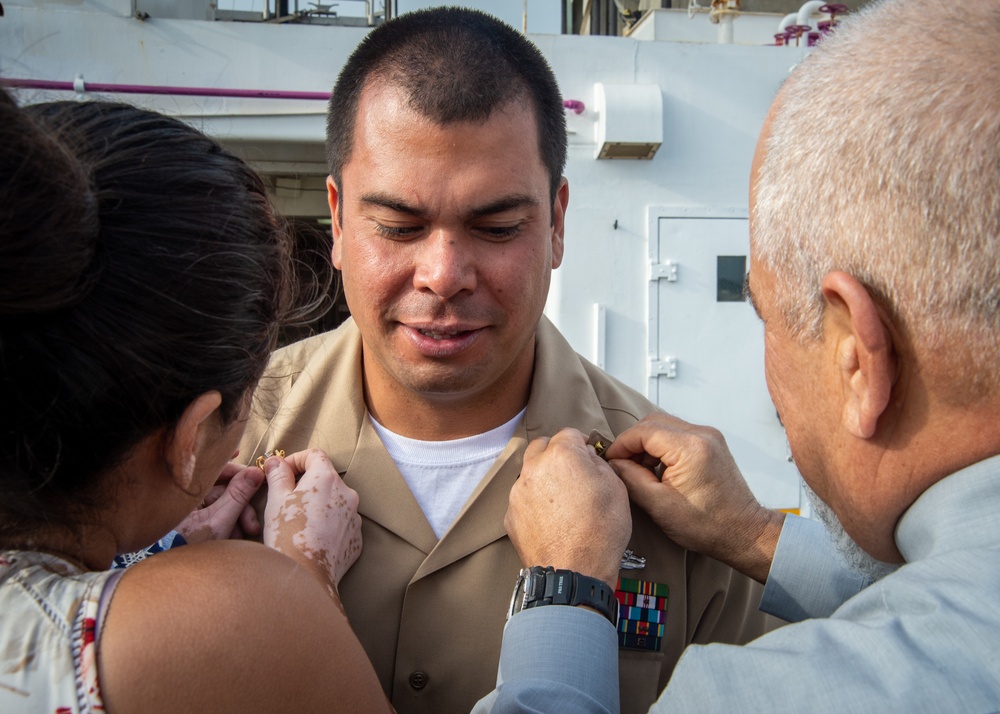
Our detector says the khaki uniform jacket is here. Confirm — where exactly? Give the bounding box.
[240,317,775,714]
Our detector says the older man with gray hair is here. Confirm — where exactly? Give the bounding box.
[476,0,1000,710]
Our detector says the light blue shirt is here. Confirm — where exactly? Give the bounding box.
[475,455,1000,713]
[756,512,869,621]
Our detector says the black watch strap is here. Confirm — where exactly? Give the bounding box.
[508,566,619,627]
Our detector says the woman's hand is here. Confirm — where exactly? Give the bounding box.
[261,449,363,598]
[175,460,265,542]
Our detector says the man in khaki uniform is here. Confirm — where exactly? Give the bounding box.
[240,8,775,714]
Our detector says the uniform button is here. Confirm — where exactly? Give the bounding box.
[409,671,428,690]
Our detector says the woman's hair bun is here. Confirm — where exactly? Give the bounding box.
[0,89,101,317]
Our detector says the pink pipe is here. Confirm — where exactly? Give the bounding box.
[7,80,591,116]
[1,78,330,101]
[7,79,592,120]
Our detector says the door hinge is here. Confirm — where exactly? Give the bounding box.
[650,357,678,378]
[648,261,678,282]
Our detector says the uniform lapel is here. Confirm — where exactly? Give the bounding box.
[412,430,528,581]
[251,320,437,554]
[411,317,616,581]
[524,317,613,439]
[345,419,438,555]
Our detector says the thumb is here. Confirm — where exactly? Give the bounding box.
[263,455,295,504]
[611,458,663,511]
[204,467,263,520]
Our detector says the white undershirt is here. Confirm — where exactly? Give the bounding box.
[370,409,525,539]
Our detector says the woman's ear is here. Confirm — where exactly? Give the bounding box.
[165,391,224,493]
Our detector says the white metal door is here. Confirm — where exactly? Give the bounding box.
[647,210,800,509]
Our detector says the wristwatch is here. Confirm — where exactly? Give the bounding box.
[508,566,619,627]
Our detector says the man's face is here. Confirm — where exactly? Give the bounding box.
[328,82,567,421]
[750,99,908,565]
[747,114,843,523]
[751,251,891,575]
[746,257,837,497]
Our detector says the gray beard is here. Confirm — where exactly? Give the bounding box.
[801,481,900,583]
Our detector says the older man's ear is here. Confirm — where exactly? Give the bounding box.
[821,271,898,440]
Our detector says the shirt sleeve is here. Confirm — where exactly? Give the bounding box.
[471,606,620,714]
[758,515,867,621]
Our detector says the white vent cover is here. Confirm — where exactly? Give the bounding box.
[595,83,663,160]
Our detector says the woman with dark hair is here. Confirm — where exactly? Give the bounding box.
[0,91,388,713]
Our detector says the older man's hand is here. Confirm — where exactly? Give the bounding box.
[505,428,631,588]
[606,412,784,584]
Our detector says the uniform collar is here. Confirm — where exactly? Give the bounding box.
[524,316,613,441]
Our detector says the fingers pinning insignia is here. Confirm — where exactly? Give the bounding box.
[255,448,285,470]
[587,429,613,460]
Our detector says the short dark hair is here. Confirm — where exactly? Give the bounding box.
[326,7,567,202]
[0,93,309,538]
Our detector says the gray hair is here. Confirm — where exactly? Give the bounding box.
[753,0,1000,397]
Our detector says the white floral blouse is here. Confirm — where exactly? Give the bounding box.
[0,550,123,713]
